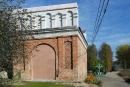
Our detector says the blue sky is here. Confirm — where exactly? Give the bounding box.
[23,0,130,60]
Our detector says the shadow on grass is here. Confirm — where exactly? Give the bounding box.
[125,79,130,84]
[117,70,130,84]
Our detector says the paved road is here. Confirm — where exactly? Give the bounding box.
[98,72,130,87]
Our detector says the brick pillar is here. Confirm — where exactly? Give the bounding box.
[58,37,65,72]
[72,36,78,80]
[72,36,78,69]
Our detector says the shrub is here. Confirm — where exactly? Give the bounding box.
[85,72,102,87]
[85,72,96,84]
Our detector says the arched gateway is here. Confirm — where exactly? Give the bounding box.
[31,44,56,80]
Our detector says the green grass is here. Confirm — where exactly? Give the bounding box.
[12,82,74,87]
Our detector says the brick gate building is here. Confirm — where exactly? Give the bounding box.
[15,3,88,81]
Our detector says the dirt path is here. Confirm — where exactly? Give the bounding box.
[98,71,130,87]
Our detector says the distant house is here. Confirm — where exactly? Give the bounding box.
[15,3,88,81]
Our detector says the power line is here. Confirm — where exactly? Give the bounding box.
[93,0,104,33]
[92,0,109,43]
[91,0,105,43]
[91,0,109,44]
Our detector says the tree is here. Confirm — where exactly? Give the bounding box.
[0,0,27,81]
[128,47,130,68]
[116,44,130,69]
[99,43,113,72]
[87,44,97,70]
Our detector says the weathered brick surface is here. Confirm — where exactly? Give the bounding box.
[77,37,87,81]
[14,35,87,81]
[64,41,72,69]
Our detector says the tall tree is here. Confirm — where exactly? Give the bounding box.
[99,43,113,72]
[87,44,97,70]
[116,44,130,69]
[0,0,27,81]
[128,47,130,68]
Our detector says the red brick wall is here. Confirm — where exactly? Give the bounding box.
[15,35,87,81]
[77,37,87,81]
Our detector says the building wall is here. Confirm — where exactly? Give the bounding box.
[57,36,78,81]
[31,44,56,80]
[14,3,88,81]
[21,38,58,80]
[19,3,78,31]
[15,35,87,81]
[77,37,87,81]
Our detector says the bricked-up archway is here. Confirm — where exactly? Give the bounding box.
[31,44,56,80]
[65,41,73,69]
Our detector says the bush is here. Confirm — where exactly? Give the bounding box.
[85,72,99,84]
[85,72,95,83]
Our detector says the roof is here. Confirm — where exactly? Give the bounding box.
[26,3,78,12]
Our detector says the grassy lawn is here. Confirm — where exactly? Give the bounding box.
[12,82,74,87]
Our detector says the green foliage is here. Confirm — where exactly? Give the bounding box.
[116,44,130,69]
[99,43,113,72]
[85,72,102,86]
[87,44,98,70]
[0,0,27,84]
[85,72,96,83]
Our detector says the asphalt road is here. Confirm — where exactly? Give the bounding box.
[98,72,130,87]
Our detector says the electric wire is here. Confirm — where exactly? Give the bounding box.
[91,0,109,44]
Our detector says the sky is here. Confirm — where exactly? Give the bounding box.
[22,0,130,60]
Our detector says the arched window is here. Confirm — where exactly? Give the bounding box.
[27,15,37,30]
[46,13,52,28]
[55,13,62,28]
[38,16,45,29]
[27,15,33,30]
[19,16,24,30]
[34,15,39,30]
[64,41,73,69]
[67,11,73,26]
